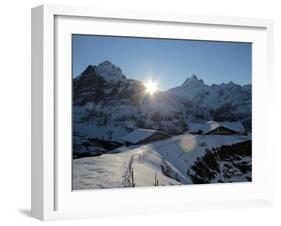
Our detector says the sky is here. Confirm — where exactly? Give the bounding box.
[72,34,252,91]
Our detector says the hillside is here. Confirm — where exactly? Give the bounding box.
[73,134,251,189]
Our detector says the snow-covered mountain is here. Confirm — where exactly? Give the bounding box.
[167,74,251,128]
[73,61,251,153]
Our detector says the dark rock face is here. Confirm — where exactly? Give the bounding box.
[187,140,252,184]
[73,63,146,107]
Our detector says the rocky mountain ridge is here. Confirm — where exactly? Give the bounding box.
[73,61,251,152]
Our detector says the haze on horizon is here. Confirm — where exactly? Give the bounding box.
[72,34,252,90]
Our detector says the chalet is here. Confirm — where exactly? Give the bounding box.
[122,128,171,146]
[188,121,245,135]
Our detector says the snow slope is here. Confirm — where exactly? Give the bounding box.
[73,134,251,190]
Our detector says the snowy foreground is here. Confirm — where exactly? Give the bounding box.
[73,134,251,190]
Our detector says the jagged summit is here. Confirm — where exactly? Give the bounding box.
[79,61,126,82]
[181,74,205,87]
[191,74,198,79]
[95,61,126,81]
[96,60,121,72]
[98,60,114,66]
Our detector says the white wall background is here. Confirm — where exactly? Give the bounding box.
[0,0,280,225]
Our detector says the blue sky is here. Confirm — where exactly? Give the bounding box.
[72,35,252,90]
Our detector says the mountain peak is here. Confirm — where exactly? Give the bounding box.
[98,60,114,67]
[182,74,204,87]
[84,61,126,82]
[191,74,198,80]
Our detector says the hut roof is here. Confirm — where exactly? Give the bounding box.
[122,129,160,144]
[189,121,245,134]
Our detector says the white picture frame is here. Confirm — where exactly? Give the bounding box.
[31,4,274,221]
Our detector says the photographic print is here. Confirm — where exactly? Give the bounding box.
[72,35,252,190]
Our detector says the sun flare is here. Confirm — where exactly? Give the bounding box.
[144,80,158,95]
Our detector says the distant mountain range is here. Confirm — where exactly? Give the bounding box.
[73,61,251,152]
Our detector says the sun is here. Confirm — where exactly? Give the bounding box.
[144,80,158,95]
